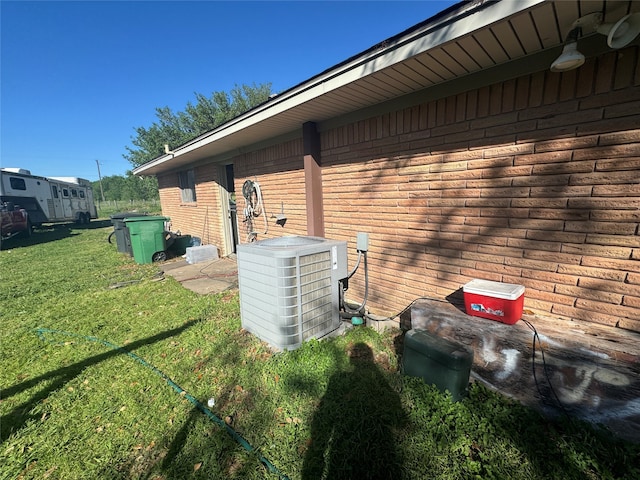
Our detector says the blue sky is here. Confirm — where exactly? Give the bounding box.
[1,1,456,181]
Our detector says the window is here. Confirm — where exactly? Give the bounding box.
[63,188,69,197]
[71,189,78,198]
[52,186,59,198]
[179,169,196,203]
[10,177,26,190]
[79,190,85,199]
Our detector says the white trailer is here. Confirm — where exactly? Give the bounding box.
[0,168,97,227]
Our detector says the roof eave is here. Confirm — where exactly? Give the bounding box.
[133,0,547,176]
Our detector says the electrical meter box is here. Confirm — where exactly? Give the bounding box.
[403,329,473,401]
[463,279,525,325]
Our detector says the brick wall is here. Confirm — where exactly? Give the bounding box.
[157,46,639,333]
[233,138,308,241]
[320,47,640,332]
[157,163,226,250]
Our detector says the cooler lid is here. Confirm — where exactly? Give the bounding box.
[463,279,525,300]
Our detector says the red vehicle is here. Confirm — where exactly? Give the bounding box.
[1,201,31,243]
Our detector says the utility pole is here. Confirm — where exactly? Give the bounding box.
[95,159,106,202]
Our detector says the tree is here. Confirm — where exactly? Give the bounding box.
[125,83,273,167]
[91,172,159,201]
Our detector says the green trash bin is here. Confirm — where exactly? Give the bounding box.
[124,216,170,264]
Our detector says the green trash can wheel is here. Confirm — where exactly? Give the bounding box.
[152,251,167,262]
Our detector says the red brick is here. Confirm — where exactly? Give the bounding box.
[507,237,560,252]
[555,284,621,304]
[566,222,638,235]
[529,185,592,197]
[575,298,640,320]
[527,208,588,220]
[483,143,534,158]
[504,257,555,271]
[532,160,595,175]
[511,198,568,208]
[559,68,578,101]
[450,174,494,186]
[581,255,640,273]
[618,318,640,333]
[576,60,595,97]
[534,135,599,153]
[587,233,640,247]
[515,150,573,166]
[521,268,575,285]
[467,157,513,170]
[605,100,640,119]
[594,53,616,94]
[512,174,570,187]
[557,264,627,281]
[537,108,603,129]
[578,277,640,296]
[569,172,635,185]
[551,304,620,327]
[599,130,640,145]
[465,233,508,246]
[480,208,529,218]
[525,249,581,265]
[628,272,640,285]
[561,243,632,259]
[595,158,640,172]
[568,198,640,209]
[623,296,640,308]
[592,185,640,196]
[577,117,640,137]
[522,230,584,245]
[480,187,530,197]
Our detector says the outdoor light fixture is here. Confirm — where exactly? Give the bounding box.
[550,27,585,72]
[600,13,640,49]
[550,12,640,72]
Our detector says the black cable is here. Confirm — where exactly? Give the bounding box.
[521,318,569,417]
[342,251,369,316]
[365,295,448,323]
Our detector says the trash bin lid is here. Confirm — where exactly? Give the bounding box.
[123,215,169,223]
[110,212,148,220]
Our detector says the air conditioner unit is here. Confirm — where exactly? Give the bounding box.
[237,236,348,350]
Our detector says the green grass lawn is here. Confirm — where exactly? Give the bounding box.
[1,221,638,479]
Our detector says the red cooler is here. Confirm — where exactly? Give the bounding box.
[463,279,525,325]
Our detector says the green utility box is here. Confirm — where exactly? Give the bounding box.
[403,329,473,401]
[124,216,170,264]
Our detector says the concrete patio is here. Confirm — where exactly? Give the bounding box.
[161,256,238,295]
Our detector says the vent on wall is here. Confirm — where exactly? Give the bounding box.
[237,236,348,350]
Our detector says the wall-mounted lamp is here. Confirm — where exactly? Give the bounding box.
[600,13,640,48]
[272,202,287,227]
[550,12,640,72]
[550,27,585,72]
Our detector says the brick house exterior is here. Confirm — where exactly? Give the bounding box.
[139,1,640,334]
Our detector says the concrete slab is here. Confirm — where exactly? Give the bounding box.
[161,257,238,294]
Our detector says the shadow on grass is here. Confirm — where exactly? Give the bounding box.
[1,220,114,251]
[301,342,407,480]
[1,318,204,442]
[0,224,77,250]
